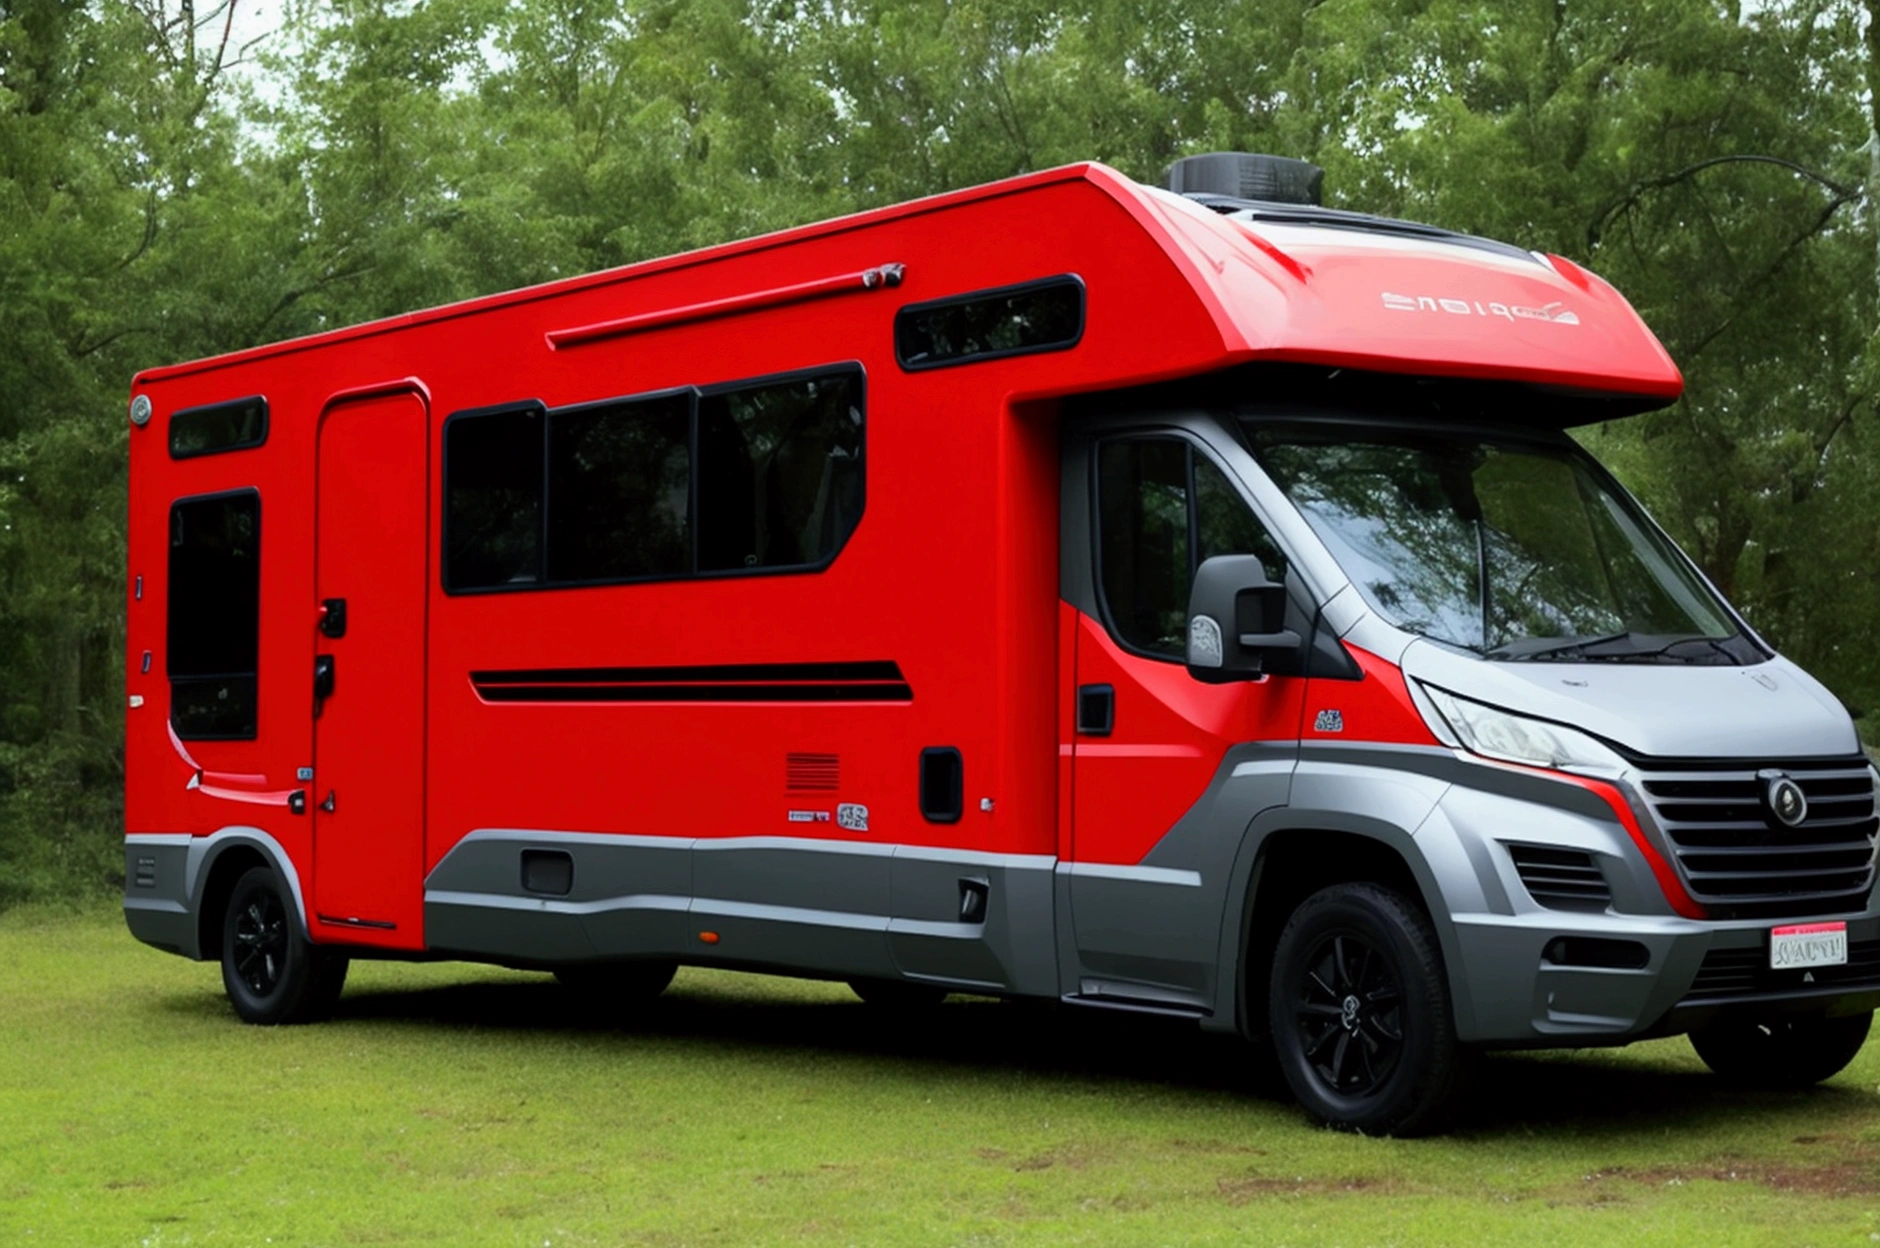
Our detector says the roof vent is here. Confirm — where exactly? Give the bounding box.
[1165,152,1324,206]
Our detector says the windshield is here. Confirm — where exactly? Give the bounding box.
[1243,421,1757,664]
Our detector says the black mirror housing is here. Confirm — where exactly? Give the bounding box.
[1186,555,1303,682]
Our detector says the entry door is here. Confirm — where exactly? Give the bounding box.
[1068,433,1305,1002]
[312,391,430,942]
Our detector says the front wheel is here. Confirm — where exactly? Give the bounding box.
[1268,882,1468,1136]
[220,866,349,1025]
[1690,1012,1872,1087]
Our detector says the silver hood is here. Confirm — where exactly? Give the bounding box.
[1399,640,1861,761]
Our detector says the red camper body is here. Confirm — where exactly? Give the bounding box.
[128,158,1805,1136]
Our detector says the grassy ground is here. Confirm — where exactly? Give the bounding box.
[2,906,1877,1247]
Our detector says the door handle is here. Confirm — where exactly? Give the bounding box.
[1076,684,1114,737]
[319,597,348,639]
[314,654,336,709]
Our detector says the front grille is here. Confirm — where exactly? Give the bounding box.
[1637,759,1878,919]
[1508,844,1611,911]
[1685,938,1880,1000]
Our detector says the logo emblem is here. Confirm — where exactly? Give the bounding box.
[1762,772,1808,828]
[836,803,870,832]
[1314,709,1344,733]
[1188,615,1224,668]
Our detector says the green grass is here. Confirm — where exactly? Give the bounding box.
[3,906,1877,1247]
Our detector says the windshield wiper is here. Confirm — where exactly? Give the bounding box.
[1580,633,1735,662]
[1484,631,1737,663]
[1483,631,1631,661]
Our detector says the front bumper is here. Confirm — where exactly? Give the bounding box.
[1452,911,1880,1045]
[1418,772,1880,1044]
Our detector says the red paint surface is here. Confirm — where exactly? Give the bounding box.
[1305,644,1441,747]
[311,392,430,948]
[125,162,1687,951]
[1070,613,1307,865]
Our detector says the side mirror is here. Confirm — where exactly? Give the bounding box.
[1186,555,1302,682]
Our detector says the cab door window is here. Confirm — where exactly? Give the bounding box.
[1096,437,1285,658]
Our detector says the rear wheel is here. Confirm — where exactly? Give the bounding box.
[220,865,349,1025]
[554,960,677,1003]
[849,977,949,1010]
[1690,1012,1872,1087]
[1268,882,1467,1135]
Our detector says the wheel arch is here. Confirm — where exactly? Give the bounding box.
[1214,810,1473,1043]
[189,827,311,961]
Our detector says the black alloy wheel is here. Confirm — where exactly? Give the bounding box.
[219,865,349,1026]
[1268,882,1468,1135]
[1292,931,1405,1097]
[230,882,290,998]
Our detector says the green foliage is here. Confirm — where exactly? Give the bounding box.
[2,0,1877,904]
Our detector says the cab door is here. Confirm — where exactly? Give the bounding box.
[1065,430,1307,1007]
[311,389,430,947]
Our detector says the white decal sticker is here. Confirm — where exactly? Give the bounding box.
[1380,292,1578,326]
[836,803,870,832]
[787,810,832,824]
[1314,709,1345,733]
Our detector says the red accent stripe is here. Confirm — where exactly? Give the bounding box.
[1536,769,1707,920]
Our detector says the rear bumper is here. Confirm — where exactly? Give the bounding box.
[123,835,201,959]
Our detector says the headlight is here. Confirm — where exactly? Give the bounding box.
[1419,684,1627,774]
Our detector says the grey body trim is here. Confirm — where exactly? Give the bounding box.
[422,828,1060,993]
[123,826,309,960]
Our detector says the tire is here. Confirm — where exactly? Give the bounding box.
[1268,882,1467,1136]
[1690,1011,1872,1087]
[220,865,349,1026]
[554,960,678,1002]
[849,977,949,1010]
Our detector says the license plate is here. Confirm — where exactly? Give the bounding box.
[1770,922,1848,971]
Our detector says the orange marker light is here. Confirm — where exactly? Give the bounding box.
[698,931,720,944]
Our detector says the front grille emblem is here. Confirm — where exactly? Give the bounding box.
[1761,771,1809,828]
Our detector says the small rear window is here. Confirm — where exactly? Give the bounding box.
[894,276,1084,371]
[168,490,261,740]
[169,397,267,459]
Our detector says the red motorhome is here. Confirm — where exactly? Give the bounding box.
[126,154,1878,1134]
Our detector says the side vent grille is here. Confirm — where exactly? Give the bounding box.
[786,752,840,792]
[1508,844,1611,912]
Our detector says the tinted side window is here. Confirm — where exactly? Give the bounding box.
[697,370,863,572]
[1098,440,1190,656]
[168,491,260,739]
[446,406,544,590]
[1097,439,1286,659]
[895,276,1084,370]
[547,394,690,583]
[1195,455,1287,582]
[170,397,267,459]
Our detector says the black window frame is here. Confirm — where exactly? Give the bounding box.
[1090,431,1289,664]
[166,486,263,741]
[441,362,867,596]
[893,274,1086,372]
[168,396,269,460]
